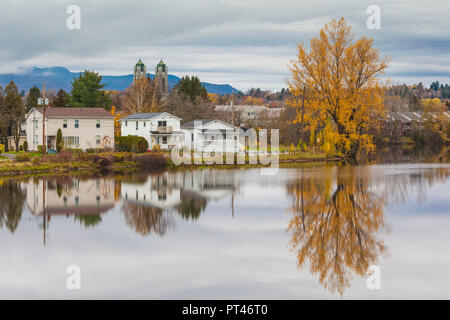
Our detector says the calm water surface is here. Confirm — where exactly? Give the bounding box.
[0,162,449,299]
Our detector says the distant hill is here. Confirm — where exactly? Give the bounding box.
[0,66,239,95]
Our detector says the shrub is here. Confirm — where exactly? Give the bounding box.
[0,144,4,154]
[37,145,43,153]
[23,141,28,152]
[65,148,83,154]
[111,152,133,163]
[115,136,148,153]
[86,148,108,154]
[132,153,167,169]
[83,154,113,167]
[56,129,63,153]
[15,154,31,162]
[32,156,41,166]
[43,151,73,163]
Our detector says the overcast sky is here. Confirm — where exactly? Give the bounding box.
[0,0,449,91]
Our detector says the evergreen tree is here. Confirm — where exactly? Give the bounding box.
[0,86,6,148]
[177,76,209,103]
[69,70,110,108]
[52,89,69,108]
[56,128,63,152]
[97,91,113,111]
[4,81,25,151]
[25,86,41,112]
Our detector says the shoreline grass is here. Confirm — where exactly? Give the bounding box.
[0,150,343,178]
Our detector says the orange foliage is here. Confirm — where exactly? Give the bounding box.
[288,18,389,157]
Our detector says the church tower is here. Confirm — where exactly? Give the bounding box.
[155,59,169,98]
[133,58,147,82]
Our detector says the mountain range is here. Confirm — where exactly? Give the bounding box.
[0,67,239,95]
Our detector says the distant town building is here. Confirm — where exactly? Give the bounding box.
[133,58,147,82]
[215,104,283,126]
[155,59,169,98]
[379,111,450,137]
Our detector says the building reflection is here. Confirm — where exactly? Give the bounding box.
[286,165,450,295]
[24,177,115,244]
[120,169,240,235]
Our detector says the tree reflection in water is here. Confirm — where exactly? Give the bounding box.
[0,180,26,233]
[287,165,449,295]
[122,203,175,237]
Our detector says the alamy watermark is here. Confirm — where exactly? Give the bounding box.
[66,5,81,30]
[366,5,381,30]
[171,121,279,175]
[366,265,381,290]
[66,265,81,290]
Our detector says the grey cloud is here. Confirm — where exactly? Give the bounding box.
[0,0,448,90]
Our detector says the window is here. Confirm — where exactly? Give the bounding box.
[35,135,39,145]
[136,121,139,130]
[162,136,167,144]
[96,135,101,145]
[34,120,38,129]
[96,120,100,128]
[96,196,101,206]
[75,120,79,128]
[191,133,194,141]
[144,122,146,127]
[63,197,67,207]
[63,136,80,146]
[63,120,67,128]
[125,121,128,127]
[75,196,79,207]
[158,120,167,127]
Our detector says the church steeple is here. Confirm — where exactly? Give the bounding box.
[133,58,147,82]
[155,59,168,98]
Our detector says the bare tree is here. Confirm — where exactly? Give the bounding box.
[123,78,160,114]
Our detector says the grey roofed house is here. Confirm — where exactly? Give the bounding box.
[181,119,217,129]
[120,112,164,120]
[119,112,182,121]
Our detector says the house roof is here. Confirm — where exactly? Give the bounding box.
[182,119,237,130]
[120,112,181,121]
[32,107,114,118]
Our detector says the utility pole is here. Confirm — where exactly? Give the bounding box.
[38,82,48,154]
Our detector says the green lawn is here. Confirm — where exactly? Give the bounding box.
[5,151,42,157]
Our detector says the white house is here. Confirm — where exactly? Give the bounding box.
[120,112,183,150]
[181,119,244,153]
[25,107,115,151]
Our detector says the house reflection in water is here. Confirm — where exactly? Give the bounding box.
[121,170,240,210]
[25,177,114,220]
[120,170,240,236]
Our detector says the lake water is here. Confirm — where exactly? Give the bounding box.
[0,160,449,299]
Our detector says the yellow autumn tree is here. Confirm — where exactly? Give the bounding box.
[110,106,121,137]
[288,18,389,158]
[421,98,449,143]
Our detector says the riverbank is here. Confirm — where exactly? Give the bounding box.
[0,150,342,177]
[0,151,168,177]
